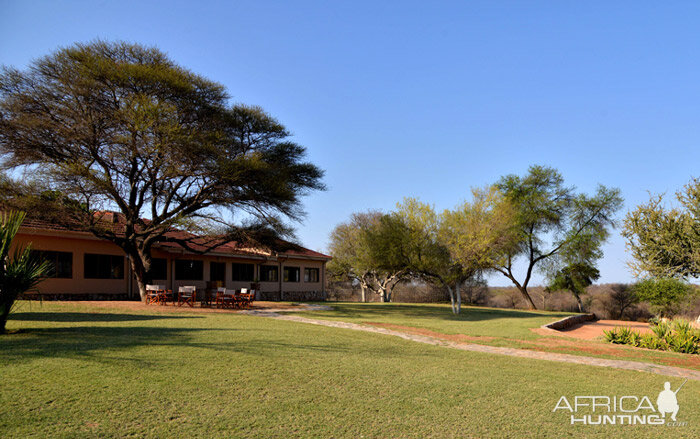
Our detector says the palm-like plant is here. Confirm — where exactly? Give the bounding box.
[0,211,51,333]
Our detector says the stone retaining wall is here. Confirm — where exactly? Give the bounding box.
[544,313,597,330]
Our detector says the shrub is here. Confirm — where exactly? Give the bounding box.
[647,315,661,326]
[604,326,637,345]
[1,211,51,333]
[604,319,699,354]
[606,284,639,319]
[651,321,671,339]
[603,327,621,343]
[633,278,694,317]
[639,333,665,350]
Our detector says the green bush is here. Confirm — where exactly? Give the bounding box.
[633,278,694,317]
[1,211,51,333]
[639,333,665,350]
[667,320,700,354]
[651,321,671,339]
[603,326,638,345]
[603,319,699,355]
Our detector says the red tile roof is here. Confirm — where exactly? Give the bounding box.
[19,215,331,260]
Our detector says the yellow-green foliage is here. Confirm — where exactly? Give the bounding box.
[604,319,700,354]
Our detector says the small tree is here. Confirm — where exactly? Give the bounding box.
[0,211,51,333]
[632,277,694,318]
[391,198,468,314]
[362,214,410,302]
[327,212,406,302]
[327,212,375,302]
[0,41,324,301]
[606,284,639,320]
[547,263,600,313]
[439,185,520,294]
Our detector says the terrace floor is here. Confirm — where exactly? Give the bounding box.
[15,300,322,315]
[558,319,653,340]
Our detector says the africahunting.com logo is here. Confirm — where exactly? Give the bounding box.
[553,380,688,426]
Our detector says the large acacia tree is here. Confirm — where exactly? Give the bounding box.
[494,165,623,309]
[388,193,518,315]
[0,41,324,300]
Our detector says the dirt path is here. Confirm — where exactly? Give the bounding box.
[559,320,653,340]
[240,310,700,381]
[43,301,700,380]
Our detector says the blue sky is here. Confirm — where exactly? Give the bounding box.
[2,1,699,285]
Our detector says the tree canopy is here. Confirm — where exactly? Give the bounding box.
[327,190,517,314]
[632,277,695,317]
[494,165,623,309]
[547,262,600,313]
[623,177,700,279]
[326,211,407,302]
[0,41,324,300]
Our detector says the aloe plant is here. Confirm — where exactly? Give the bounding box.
[604,318,699,354]
[0,211,51,333]
[651,321,671,339]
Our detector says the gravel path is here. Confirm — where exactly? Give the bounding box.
[240,309,700,381]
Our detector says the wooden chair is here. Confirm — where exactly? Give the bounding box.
[215,287,226,308]
[240,289,255,309]
[177,286,197,307]
[160,288,174,305]
[145,284,166,305]
[235,288,248,309]
[216,288,236,309]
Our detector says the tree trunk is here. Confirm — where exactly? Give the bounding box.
[454,282,461,315]
[574,294,584,313]
[0,289,21,333]
[378,286,387,302]
[518,286,537,310]
[0,301,11,334]
[124,245,155,303]
[360,284,366,303]
[446,285,459,315]
[128,255,148,302]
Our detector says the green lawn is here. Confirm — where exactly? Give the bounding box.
[294,302,700,369]
[1,301,698,438]
[296,302,575,339]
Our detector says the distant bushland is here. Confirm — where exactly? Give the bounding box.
[327,281,700,323]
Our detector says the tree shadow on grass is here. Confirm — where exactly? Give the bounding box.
[0,325,227,366]
[313,303,573,322]
[9,312,203,322]
[0,323,441,367]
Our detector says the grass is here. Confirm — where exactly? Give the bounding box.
[0,301,698,438]
[293,302,700,369]
[297,302,575,339]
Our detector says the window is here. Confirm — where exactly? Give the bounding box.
[260,265,278,282]
[232,263,254,282]
[304,267,319,283]
[175,260,203,280]
[84,254,124,279]
[33,251,72,278]
[283,266,300,283]
[151,258,168,280]
[210,262,226,282]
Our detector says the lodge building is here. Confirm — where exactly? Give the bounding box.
[14,214,331,301]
